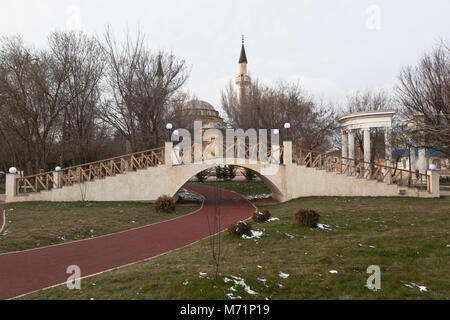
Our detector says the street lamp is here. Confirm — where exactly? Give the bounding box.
[273,129,279,135]
[9,167,17,174]
[284,122,291,141]
[166,123,173,141]
[55,166,62,172]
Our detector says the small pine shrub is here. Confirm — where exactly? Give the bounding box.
[155,195,176,213]
[244,168,256,182]
[196,170,208,183]
[215,166,226,180]
[252,208,271,223]
[294,209,320,228]
[228,220,252,236]
[224,165,237,181]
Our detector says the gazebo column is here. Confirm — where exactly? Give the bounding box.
[418,148,426,174]
[363,128,371,167]
[348,129,355,166]
[341,130,348,164]
[409,147,417,172]
[384,127,392,167]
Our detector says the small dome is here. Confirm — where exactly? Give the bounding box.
[185,99,216,111]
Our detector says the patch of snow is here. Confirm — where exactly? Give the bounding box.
[226,293,242,300]
[242,230,264,240]
[279,272,289,279]
[329,270,338,274]
[284,233,295,239]
[245,194,272,201]
[267,217,280,222]
[404,282,428,292]
[369,245,376,249]
[226,275,258,295]
[317,224,332,230]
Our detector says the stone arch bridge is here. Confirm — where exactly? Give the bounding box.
[5,141,439,203]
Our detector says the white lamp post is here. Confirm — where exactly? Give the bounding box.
[55,166,62,172]
[9,167,17,174]
[166,123,173,141]
[284,122,291,141]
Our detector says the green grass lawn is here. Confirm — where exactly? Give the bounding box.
[0,201,200,254]
[193,180,271,196]
[19,196,450,300]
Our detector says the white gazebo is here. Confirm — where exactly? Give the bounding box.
[337,110,397,167]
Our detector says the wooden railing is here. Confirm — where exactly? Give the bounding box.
[294,149,430,191]
[15,147,165,195]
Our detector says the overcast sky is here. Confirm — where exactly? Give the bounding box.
[1,0,449,113]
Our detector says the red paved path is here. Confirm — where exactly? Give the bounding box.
[0,184,254,299]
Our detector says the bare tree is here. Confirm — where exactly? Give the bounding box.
[48,31,106,165]
[101,28,189,153]
[396,42,450,155]
[221,80,337,151]
[0,36,72,174]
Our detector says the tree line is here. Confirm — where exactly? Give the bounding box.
[0,30,188,175]
[0,29,448,176]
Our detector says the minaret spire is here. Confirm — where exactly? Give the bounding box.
[235,35,250,105]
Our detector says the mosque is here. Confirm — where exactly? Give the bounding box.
[180,37,250,130]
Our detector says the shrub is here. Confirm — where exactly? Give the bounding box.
[252,208,271,223]
[155,195,176,213]
[196,170,208,183]
[294,209,320,228]
[244,168,256,182]
[224,165,237,181]
[228,220,252,236]
[215,166,226,180]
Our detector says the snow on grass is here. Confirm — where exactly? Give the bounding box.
[403,282,428,292]
[329,270,338,274]
[279,272,289,279]
[242,230,264,240]
[224,275,258,296]
[317,224,332,231]
[284,233,295,239]
[226,293,242,300]
[267,217,280,222]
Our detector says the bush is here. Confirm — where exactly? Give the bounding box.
[155,195,176,213]
[215,166,226,180]
[252,208,271,223]
[224,165,237,181]
[228,220,252,236]
[196,170,208,183]
[244,168,256,182]
[294,209,320,228]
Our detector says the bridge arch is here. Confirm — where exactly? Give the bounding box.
[169,159,284,201]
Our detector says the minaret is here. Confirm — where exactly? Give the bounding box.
[235,35,251,105]
[156,55,164,85]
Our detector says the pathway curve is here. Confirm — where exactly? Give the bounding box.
[0,184,254,299]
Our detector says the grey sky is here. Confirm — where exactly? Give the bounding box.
[1,0,449,113]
